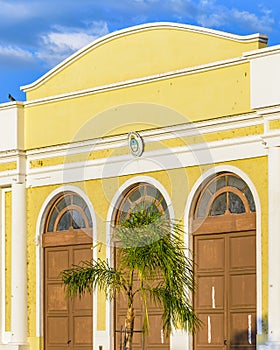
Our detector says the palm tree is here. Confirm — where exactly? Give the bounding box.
[61,205,200,350]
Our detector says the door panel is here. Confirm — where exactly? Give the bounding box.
[194,235,226,349]
[195,313,225,349]
[230,312,256,348]
[72,246,93,350]
[196,276,224,309]
[229,235,256,270]
[229,274,256,308]
[196,237,225,271]
[44,244,93,350]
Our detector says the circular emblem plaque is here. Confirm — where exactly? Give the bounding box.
[128,131,144,157]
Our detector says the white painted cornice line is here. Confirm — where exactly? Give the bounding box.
[26,133,267,188]
[254,104,280,115]
[0,101,24,110]
[21,22,267,93]
[244,44,280,59]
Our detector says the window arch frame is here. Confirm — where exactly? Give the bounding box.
[42,191,93,247]
[190,172,256,235]
[113,182,170,225]
[44,192,93,233]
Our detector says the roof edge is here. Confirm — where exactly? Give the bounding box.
[21,21,268,93]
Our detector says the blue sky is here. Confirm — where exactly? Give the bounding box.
[1,0,280,103]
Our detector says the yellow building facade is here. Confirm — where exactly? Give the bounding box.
[0,22,279,349]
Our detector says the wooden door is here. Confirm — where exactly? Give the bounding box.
[193,230,256,349]
[44,241,93,350]
[191,173,257,350]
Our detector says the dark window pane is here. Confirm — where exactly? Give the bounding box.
[56,197,68,211]
[208,176,226,194]
[73,195,86,209]
[57,211,71,231]
[71,209,86,229]
[228,192,245,214]
[119,210,128,223]
[146,185,158,198]
[161,198,168,212]
[85,206,93,227]
[121,200,131,216]
[197,190,211,217]
[129,188,142,203]
[47,208,59,232]
[228,175,245,191]
[155,190,163,202]
[244,187,256,212]
[210,193,226,216]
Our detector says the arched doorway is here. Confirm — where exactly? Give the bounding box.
[113,182,170,350]
[190,173,256,349]
[42,191,93,350]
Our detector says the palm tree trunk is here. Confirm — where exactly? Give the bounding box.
[124,304,135,350]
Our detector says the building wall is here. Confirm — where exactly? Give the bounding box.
[0,22,278,350]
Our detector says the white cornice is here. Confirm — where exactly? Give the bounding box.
[26,134,266,188]
[244,44,280,59]
[254,104,280,115]
[0,101,24,110]
[23,56,248,107]
[21,22,267,93]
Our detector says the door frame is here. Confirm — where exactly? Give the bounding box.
[35,186,97,348]
[106,176,175,350]
[184,166,262,350]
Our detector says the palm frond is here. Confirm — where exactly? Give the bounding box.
[61,258,126,299]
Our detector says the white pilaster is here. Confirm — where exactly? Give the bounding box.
[267,146,280,348]
[10,183,28,348]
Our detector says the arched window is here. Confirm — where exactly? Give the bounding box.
[191,173,256,234]
[44,192,93,233]
[115,182,169,223]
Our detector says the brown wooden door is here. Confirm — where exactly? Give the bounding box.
[44,239,93,350]
[193,230,256,350]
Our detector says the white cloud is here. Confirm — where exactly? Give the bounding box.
[231,8,274,33]
[0,45,34,64]
[187,0,275,33]
[36,21,109,67]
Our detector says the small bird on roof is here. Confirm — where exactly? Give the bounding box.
[8,94,16,102]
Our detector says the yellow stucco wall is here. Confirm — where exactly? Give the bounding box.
[26,155,268,344]
[24,62,251,150]
[24,25,264,100]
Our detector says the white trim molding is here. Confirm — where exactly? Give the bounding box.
[26,112,267,188]
[105,176,175,350]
